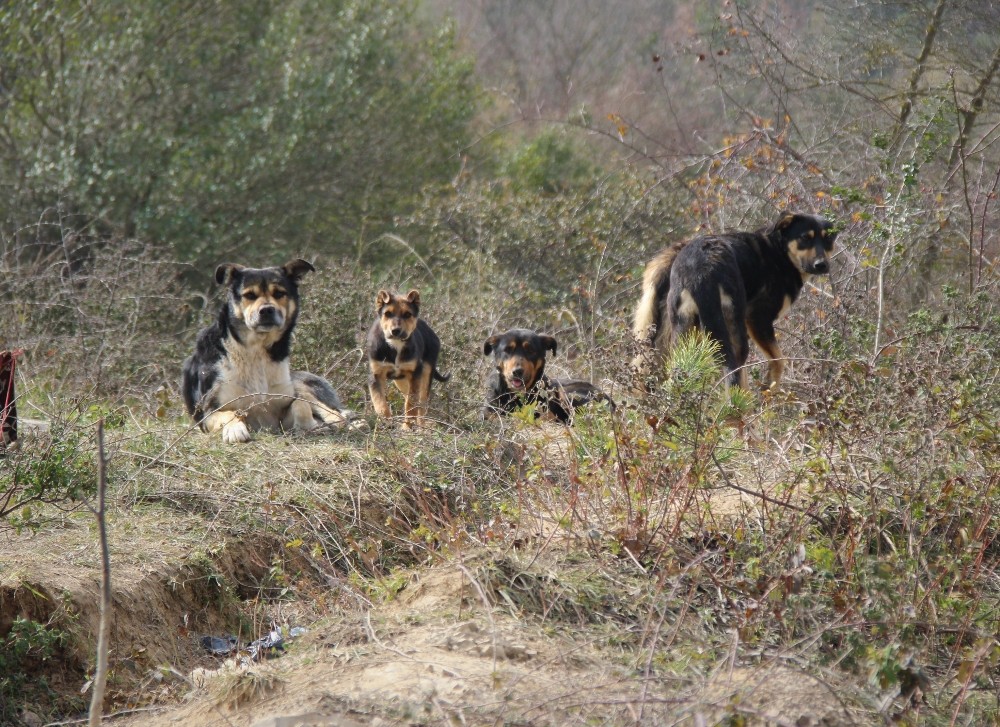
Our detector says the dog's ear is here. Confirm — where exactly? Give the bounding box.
[375,290,392,309]
[775,211,798,230]
[283,259,315,282]
[483,336,499,356]
[405,289,421,306]
[215,263,244,286]
[539,335,558,355]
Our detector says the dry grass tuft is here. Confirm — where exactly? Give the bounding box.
[211,668,285,710]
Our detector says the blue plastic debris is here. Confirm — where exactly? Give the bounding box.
[245,628,285,661]
[199,635,238,656]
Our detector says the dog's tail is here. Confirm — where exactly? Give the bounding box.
[632,241,685,347]
[433,369,451,383]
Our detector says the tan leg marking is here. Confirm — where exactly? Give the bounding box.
[414,366,434,426]
[369,360,398,419]
[282,398,317,433]
[401,372,422,430]
[749,329,784,387]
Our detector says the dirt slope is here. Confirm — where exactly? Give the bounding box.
[1,422,871,726]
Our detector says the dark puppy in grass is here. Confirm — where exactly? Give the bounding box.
[483,328,610,424]
[366,289,449,429]
[182,259,357,444]
[633,212,837,387]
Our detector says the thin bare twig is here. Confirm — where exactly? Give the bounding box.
[87,420,110,727]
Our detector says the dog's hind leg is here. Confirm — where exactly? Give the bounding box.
[414,365,434,427]
[401,368,431,430]
[693,286,748,387]
[669,289,698,335]
[293,371,354,427]
[284,397,319,432]
[719,287,750,387]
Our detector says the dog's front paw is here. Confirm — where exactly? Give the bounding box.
[348,419,370,432]
[222,419,252,444]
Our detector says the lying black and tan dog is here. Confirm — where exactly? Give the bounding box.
[182,259,356,444]
[366,289,449,429]
[483,329,610,424]
[633,211,837,387]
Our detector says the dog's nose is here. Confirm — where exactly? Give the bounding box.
[258,305,277,321]
[391,327,403,338]
[511,366,524,378]
[812,259,829,274]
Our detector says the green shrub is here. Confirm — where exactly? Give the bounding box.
[0,424,97,532]
[0,617,71,723]
[501,129,599,193]
[0,0,477,266]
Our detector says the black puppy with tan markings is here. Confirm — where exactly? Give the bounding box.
[366,289,449,429]
[182,259,356,444]
[633,211,837,387]
[483,329,610,424]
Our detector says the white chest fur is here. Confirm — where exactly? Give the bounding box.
[215,339,296,427]
[376,339,417,378]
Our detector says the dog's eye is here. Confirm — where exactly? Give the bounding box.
[243,291,258,301]
[272,290,286,300]
[401,312,412,319]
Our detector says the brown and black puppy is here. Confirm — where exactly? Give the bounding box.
[182,259,357,444]
[366,289,449,429]
[632,212,837,387]
[483,329,610,424]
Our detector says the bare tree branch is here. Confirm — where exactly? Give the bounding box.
[948,41,1000,169]
[891,0,948,149]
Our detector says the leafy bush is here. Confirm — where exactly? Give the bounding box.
[501,129,600,193]
[0,423,96,532]
[0,617,72,724]
[0,0,477,266]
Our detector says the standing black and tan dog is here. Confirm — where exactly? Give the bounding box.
[366,289,449,429]
[633,212,837,387]
[483,329,610,423]
[182,259,356,444]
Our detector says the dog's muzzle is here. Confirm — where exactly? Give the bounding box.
[809,259,830,275]
[507,367,527,390]
[252,305,284,330]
